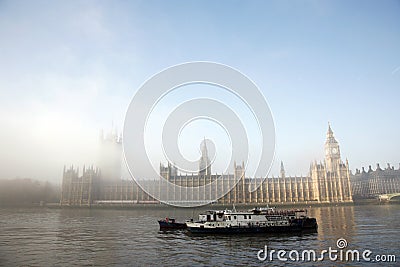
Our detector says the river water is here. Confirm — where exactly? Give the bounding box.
[0,204,399,266]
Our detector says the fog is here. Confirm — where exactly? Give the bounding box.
[0,1,399,188]
[0,178,60,206]
[0,1,130,184]
[0,115,95,182]
[0,95,122,183]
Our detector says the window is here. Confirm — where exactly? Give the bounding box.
[249,215,252,219]
[244,215,247,219]
[234,216,236,219]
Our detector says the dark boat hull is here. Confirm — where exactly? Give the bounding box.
[187,218,317,234]
[158,220,187,229]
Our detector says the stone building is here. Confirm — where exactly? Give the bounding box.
[158,124,352,204]
[97,129,122,181]
[60,124,354,206]
[309,124,353,202]
[351,163,400,199]
[60,165,101,206]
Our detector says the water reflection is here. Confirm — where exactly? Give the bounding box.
[311,205,355,243]
[0,204,398,267]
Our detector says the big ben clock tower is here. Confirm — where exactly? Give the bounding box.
[311,123,353,203]
[325,123,340,172]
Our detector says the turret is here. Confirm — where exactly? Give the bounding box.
[199,138,211,176]
[376,163,382,171]
[280,161,285,178]
[368,165,373,173]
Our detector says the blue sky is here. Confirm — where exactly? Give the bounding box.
[0,0,399,181]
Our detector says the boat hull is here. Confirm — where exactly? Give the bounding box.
[158,220,187,229]
[187,218,317,234]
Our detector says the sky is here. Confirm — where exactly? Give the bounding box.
[0,0,399,182]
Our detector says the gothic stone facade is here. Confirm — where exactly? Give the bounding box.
[60,165,101,206]
[60,125,353,206]
[351,163,400,199]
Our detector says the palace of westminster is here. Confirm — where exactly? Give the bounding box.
[60,125,400,206]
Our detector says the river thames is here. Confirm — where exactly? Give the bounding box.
[0,204,398,266]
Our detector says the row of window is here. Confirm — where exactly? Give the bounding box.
[226,215,253,220]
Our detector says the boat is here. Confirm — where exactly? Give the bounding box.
[158,217,187,229]
[186,207,317,234]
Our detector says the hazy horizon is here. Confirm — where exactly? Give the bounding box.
[0,0,399,183]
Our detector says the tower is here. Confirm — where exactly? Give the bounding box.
[234,161,246,203]
[311,123,353,203]
[97,129,122,180]
[325,123,341,172]
[199,139,211,176]
[160,162,177,180]
[280,161,286,178]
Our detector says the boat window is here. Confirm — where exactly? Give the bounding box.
[249,215,252,219]
[244,215,247,219]
[234,216,236,220]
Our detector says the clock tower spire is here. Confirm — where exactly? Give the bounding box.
[311,123,353,202]
[325,123,340,172]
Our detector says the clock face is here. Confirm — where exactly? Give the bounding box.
[332,148,338,154]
